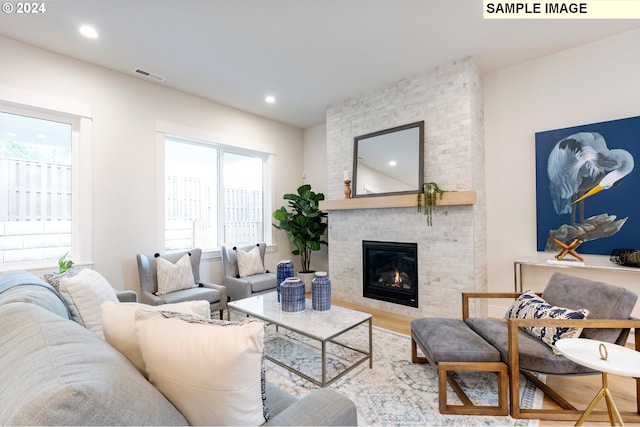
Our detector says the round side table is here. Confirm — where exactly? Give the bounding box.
[556,338,640,426]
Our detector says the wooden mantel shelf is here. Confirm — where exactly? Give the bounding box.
[319,190,476,211]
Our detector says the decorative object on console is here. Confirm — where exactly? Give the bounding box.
[553,237,584,262]
[311,271,331,312]
[272,184,328,274]
[610,248,640,267]
[280,277,305,313]
[276,259,295,302]
[417,182,444,226]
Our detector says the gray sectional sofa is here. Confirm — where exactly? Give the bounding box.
[0,271,357,426]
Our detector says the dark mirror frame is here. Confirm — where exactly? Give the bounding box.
[352,121,424,198]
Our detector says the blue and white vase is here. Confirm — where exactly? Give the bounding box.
[312,271,331,312]
[276,260,295,302]
[280,277,305,313]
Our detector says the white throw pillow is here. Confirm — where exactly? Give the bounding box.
[58,269,119,338]
[135,310,269,426]
[155,253,196,295]
[101,300,211,374]
[236,246,265,278]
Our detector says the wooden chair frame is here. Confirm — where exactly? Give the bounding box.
[463,292,640,423]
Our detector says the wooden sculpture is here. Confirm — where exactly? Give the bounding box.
[553,238,584,262]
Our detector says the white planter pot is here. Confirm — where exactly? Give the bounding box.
[298,271,315,294]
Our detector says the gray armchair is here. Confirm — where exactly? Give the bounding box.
[116,290,138,303]
[136,248,227,319]
[463,273,640,423]
[221,243,277,301]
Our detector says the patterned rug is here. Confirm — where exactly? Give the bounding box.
[259,322,543,427]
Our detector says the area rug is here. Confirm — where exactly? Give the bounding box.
[259,322,543,427]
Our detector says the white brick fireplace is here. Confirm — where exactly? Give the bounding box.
[324,57,487,319]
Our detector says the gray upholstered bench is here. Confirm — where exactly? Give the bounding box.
[411,318,508,416]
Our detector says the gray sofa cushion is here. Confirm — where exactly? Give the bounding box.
[411,318,501,363]
[159,285,222,305]
[243,273,279,293]
[264,382,298,418]
[0,302,188,426]
[465,318,595,375]
[542,272,638,343]
[265,388,357,426]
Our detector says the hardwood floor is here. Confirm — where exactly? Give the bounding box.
[332,298,639,426]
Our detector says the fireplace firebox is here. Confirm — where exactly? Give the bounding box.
[362,240,418,308]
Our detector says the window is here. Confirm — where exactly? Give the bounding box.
[164,135,271,251]
[0,109,76,265]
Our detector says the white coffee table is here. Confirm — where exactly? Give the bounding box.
[228,292,372,387]
[556,338,640,426]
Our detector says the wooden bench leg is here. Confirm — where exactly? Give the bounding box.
[438,361,509,416]
[411,335,429,364]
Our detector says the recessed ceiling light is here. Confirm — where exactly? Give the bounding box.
[79,25,98,39]
[265,95,276,104]
[389,160,397,166]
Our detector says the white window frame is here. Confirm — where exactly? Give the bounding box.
[0,86,93,272]
[156,122,274,256]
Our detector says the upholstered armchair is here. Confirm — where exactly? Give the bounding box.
[136,248,227,319]
[221,243,277,301]
[462,272,640,423]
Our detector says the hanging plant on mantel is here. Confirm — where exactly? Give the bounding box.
[417,182,445,226]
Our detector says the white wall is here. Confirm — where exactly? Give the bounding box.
[302,123,329,273]
[0,36,303,293]
[484,28,640,317]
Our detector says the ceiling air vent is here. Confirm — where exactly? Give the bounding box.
[133,68,166,82]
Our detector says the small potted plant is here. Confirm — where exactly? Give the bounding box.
[273,184,328,291]
[417,182,445,226]
[58,252,74,273]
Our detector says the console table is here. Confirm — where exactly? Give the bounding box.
[513,255,640,292]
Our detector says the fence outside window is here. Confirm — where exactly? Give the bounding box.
[165,174,263,250]
[0,158,264,263]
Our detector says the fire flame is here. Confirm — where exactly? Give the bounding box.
[392,268,402,287]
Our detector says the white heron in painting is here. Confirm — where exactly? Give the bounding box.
[547,132,634,225]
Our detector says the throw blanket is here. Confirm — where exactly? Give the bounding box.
[0,270,72,319]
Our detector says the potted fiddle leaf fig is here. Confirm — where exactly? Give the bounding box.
[273,184,328,281]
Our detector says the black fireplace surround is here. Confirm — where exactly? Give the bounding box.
[362,240,418,308]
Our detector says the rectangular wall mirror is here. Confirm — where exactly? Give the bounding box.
[352,121,424,198]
